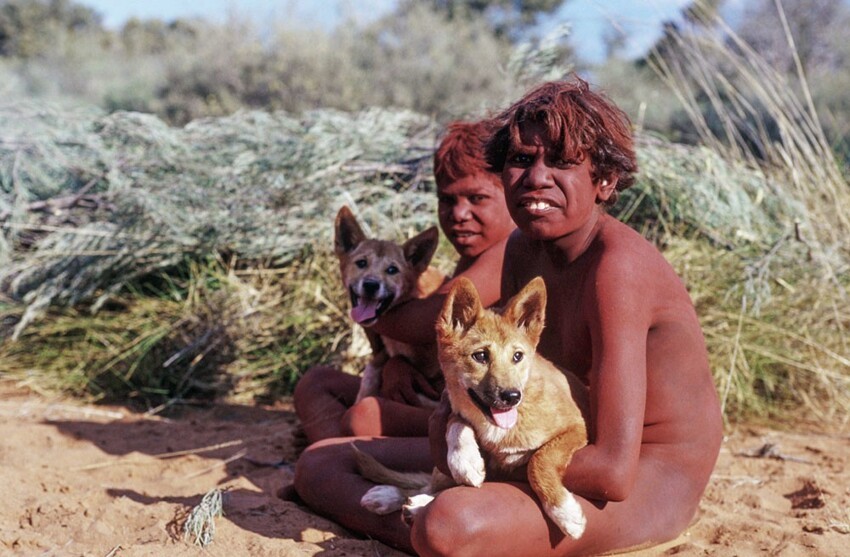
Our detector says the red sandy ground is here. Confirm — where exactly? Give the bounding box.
[1,381,848,556]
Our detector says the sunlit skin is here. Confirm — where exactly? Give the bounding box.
[296,91,723,554]
[408,123,724,556]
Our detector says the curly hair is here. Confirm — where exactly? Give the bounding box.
[485,76,638,206]
[433,120,499,188]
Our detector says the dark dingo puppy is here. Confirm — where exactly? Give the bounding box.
[334,205,443,404]
[356,276,589,539]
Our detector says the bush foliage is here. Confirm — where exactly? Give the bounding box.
[0,0,848,421]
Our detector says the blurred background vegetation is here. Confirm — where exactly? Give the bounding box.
[0,0,848,424]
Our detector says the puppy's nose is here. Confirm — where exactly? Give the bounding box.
[499,389,521,406]
[362,279,380,297]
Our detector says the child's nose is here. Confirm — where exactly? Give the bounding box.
[524,159,553,189]
[451,200,471,221]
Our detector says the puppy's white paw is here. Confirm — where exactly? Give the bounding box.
[448,446,486,487]
[447,421,486,487]
[546,492,586,539]
[401,493,435,525]
[360,485,405,515]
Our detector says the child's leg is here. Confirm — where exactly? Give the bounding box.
[294,436,432,554]
[410,451,701,557]
[293,366,359,443]
[342,397,432,437]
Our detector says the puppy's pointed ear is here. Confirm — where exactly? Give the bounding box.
[437,277,482,339]
[334,206,367,255]
[403,226,439,274]
[504,276,546,346]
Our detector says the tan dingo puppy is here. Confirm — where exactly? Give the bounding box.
[334,205,444,404]
[356,276,589,539]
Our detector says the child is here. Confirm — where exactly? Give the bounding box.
[293,120,515,443]
[294,77,723,556]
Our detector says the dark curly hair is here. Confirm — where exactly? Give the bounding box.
[485,76,638,206]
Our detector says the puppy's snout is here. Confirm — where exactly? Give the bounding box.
[362,279,381,297]
[499,389,522,406]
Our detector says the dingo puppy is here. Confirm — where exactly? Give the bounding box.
[334,205,444,404]
[356,276,589,539]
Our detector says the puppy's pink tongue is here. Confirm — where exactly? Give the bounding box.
[350,300,379,324]
[491,406,518,429]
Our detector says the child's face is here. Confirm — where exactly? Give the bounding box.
[501,122,612,242]
[437,173,515,259]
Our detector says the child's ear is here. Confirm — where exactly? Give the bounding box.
[596,176,618,203]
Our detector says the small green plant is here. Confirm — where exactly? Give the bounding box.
[183,488,224,547]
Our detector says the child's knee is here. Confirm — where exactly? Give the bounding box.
[341,396,382,436]
[294,366,338,405]
[293,440,346,504]
[410,490,485,557]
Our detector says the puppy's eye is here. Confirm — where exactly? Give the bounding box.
[512,351,524,363]
[355,259,367,269]
[471,350,489,364]
[386,265,399,275]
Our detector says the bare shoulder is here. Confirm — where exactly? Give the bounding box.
[592,216,691,307]
[597,217,677,278]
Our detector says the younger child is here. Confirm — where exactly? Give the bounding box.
[293,120,515,443]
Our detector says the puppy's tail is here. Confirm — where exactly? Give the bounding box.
[350,443,431,490]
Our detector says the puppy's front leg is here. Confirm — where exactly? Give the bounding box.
[527,425,587,539]
[446,417,485,487]
[355,360,382,403]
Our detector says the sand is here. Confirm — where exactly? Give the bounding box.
[1,381,848,556]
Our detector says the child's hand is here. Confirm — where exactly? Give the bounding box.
[380,356,439,406]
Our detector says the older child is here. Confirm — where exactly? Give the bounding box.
[293,120,515,443]
[294,77,723,556]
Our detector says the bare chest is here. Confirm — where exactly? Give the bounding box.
[536,273,593,377]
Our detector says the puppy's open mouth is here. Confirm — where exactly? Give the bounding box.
[467,388,519,430]
[349,290,395,325]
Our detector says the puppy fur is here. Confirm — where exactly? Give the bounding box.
[334,205,443,403]
[356,276,589,539]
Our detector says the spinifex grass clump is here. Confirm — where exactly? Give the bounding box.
[0,249,378,408]
[183,488,224,547]
[0,105,439,339]
[0,105,441,406]
[663,237,850,421]
[642,3,850,422]
[2,88,848,420]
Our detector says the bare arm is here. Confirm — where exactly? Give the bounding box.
[371,236,508,344]
[562,252,651,502]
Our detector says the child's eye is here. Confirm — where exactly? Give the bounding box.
[355,259,367,269]
[438,195,455,205]
[386,265,399,275]
[512,351,524,363]
[471,350,489,364]
[469,195,487,204]
[510,153,532,165]
[551,157,576,168]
